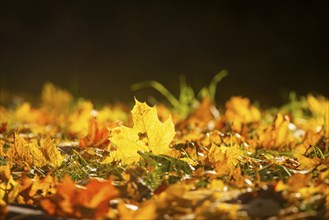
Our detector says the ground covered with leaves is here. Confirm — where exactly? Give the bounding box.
[1,74,328,219]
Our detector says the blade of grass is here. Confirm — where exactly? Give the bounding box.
[208,70,228,100]
[131,80,180,110]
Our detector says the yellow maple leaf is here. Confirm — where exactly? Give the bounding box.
[107,99,175,164]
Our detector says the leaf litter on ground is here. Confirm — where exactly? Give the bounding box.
[0,74,328,219]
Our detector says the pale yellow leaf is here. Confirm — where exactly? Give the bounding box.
[107,99,175,164]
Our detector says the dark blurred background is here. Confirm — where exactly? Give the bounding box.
[0,0,328,106]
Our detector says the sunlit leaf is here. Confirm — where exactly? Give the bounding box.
[107,99,175,163]
[0,81,328,219]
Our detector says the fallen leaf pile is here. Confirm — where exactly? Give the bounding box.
[0,82,328,219]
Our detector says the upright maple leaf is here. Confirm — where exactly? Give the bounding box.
[107,99,175,164]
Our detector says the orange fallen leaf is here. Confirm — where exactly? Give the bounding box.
[79,118,110,149]
[40,176,119,219]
